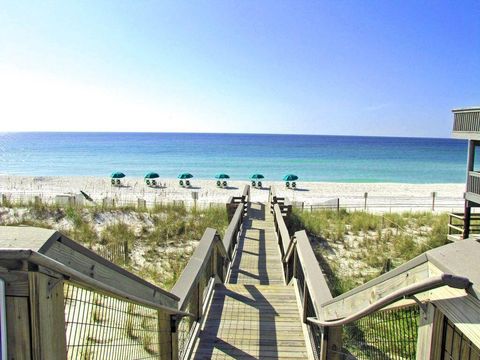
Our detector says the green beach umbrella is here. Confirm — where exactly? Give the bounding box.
[283,174,298,181]
[215,173,230,179]
[110,172,126,179]
[250,173,264,180]
[144,172,160,179]
[178,173,193,179]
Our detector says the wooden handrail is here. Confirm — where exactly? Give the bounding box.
[223,204,244,259]
[0,227,179,307]
[449,213,465,220]
[294,230,335,312]
[282,237,296,263]
[270,189,342,357]
[308,274,470,327]
[269,183,480,357]
[273,203,291,256]
[0,248,186,315]
[0,188,251,360]
[171,228,225,311]
[242,184,250,201]
[448,224,464,233]
[169,189,248,359]
[449,212,480,220]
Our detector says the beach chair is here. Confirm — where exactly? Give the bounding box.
[111,179,116,185]
[116,179,121,185]
[285,181,290,188]
[251,180,256,187]
[292,182,296,189]
[186,180,191,187]
[146,179,151,186]
[179,180,184,187]
[216,180,222,187]
[223,181,228,187]
[257,181,262,188]
[152,179,157,186]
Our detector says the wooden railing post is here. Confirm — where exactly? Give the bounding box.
[213,246,219,282]
[302,282,308,323]
[322,327,342,360]
[464,203,471,239]
[28,272,67,359]
[158,310,175,360]
[292,247,297,278]
[416,303,436,359]
[171,323,179,360]
[197,281,203,321]
[2,271,32,359]
[429,307,446,360]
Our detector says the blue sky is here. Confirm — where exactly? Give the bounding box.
[0,1,479,136]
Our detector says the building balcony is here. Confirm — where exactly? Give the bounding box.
[466,171,480,204]
[452,107,480,140]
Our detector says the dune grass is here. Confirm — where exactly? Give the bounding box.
[290,208,450,295]
[0,202,229,290]
[291,208,449,359]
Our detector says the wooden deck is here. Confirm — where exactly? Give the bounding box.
[192,202,309,359]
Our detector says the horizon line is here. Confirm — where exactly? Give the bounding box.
[0,130,457,141]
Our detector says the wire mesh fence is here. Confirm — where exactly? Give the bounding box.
[63,282,165,360]
[334,305,419,360]
[177,254,215,359]
[177,302,195,360]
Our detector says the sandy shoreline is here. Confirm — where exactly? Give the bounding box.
[0,175,465,212]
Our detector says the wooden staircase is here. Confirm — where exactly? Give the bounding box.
[192,202,309,359]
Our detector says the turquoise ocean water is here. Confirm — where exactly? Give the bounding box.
[0,132,468,183]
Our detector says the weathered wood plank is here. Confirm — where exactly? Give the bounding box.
[158,310,173,360]
[0,271,29,296]
[322,261,430,321]
[6,296,31,360]
[416,303,435,360]
[429,307,445,360]
[45,240,178,309]
[29,272,67,360]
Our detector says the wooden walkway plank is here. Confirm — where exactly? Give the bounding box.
[192,202,309,360]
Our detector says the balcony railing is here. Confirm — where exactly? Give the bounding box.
[466,171,480,202]
[452,108,480,138]
[447,212,480,242]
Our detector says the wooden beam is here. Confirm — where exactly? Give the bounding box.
[158,310,174,360]
[416,303,435,359]
[428,285,480,349]
[321,260,430,321]
[222,205,243,257]
[43,238,178,309]
[0,271,29,297]
[28,272,67,360]
[325,327,342,360]
[171,228,219,310]
[6,296,31,360]
[429,307,445,360]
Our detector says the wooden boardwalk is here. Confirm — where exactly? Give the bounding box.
[192,203,309,359]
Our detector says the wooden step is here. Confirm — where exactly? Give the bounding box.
[191,203,308,360]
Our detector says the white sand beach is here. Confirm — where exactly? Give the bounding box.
[0,175,465,212]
